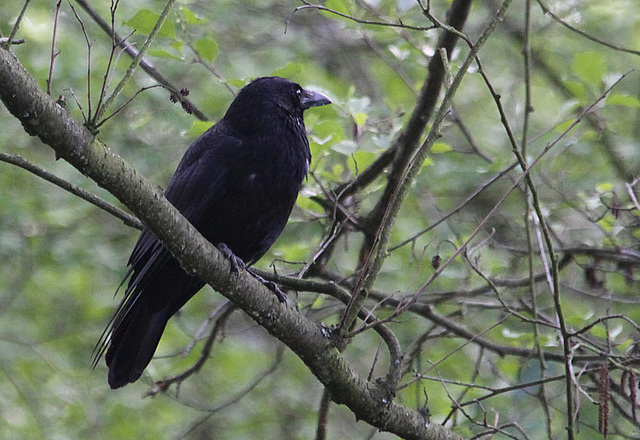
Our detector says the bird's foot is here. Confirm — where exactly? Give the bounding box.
[216,243,246,272]
[216,244,286,303]
[248,268,288,304]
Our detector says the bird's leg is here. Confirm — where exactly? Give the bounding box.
[247,268,288,304]
[216,243,246,272]
[216,243,287,303]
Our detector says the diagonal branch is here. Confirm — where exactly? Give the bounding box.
[0,152,142,229]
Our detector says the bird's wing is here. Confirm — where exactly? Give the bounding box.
[93,123,243,366]
[109,123,240,327]
[164,123,242,220]
[127,122,242,267]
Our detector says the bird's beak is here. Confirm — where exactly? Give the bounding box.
[300,89,332,110]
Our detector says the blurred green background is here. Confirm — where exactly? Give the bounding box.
[2,1,640,438]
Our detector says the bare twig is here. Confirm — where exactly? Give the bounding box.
[289,1,437,32]
[315,388,331,440]
[46,0,63,95]
[338,0,476,336]
[361,72,632,332]
[0,152,142,229]
[389,161,519,252]
[145,302,236,395]
[74,0,208,121]
[5,0,31,50]
[537,0,640,57]
[92,0,177,125]
[67,0,94,121]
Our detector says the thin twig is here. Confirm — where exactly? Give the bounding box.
[93,0,177,125]
[537,0,640,57]
[6,0,31,49]
[95,84,166,128]
[339,0,510,335]
[364,72,632,331]
[315,388,331,440]
[289,1,437,32]
[389,161,519,252]
[67,0,94,121]
[46,0,63,95]
[0,153,142,229]
[74,0,208,121]
[145,302,236,395]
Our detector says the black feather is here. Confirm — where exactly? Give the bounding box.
[94,77,330,389]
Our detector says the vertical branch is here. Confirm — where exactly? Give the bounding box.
[67,0,94,121]
[477,52,576,440]
[474,34,578,440]
[46,0,63,95]
[315,389,331,440]
[93,0,121,118]
[522,1,553,437]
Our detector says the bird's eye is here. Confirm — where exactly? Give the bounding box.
[296,88,302,97]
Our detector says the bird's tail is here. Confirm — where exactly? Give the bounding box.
[105,301,170,389]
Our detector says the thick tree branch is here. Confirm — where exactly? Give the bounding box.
[0,47,464,440]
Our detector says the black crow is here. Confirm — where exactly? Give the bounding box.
[94,77,331,389]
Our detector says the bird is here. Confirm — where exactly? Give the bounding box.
[93,76,331,389]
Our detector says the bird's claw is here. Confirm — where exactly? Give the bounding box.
[264,281,288,304]
[248,268,288,304]
[217,243,246,272]
[216,244,287,303]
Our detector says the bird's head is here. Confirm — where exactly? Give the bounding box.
[224,76,331,127]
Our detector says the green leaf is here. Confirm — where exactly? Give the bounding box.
[580,129,598,142]
[563,80,586,101]
[322,0,352,21]
[226,78,248,89]
[331,140,357,155]
[147,48,182,60]
[554,119,574,133]
[353,112,367,126]
[312,119,346,143]
[431,142,451,153]
[272,63,303,78]
[124,9,176,38]
[296,194,324,214]
[571,51,607,86]
[170,40,184,54]
[598,213,616,232]
[194,37,218,62]
[596,182,613,192]
[348,150,377,174]
[180,6,209,25]
[605,94,640,108]
[589,325,608,339]
[184,120,213,138]
[618,338,633,352]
